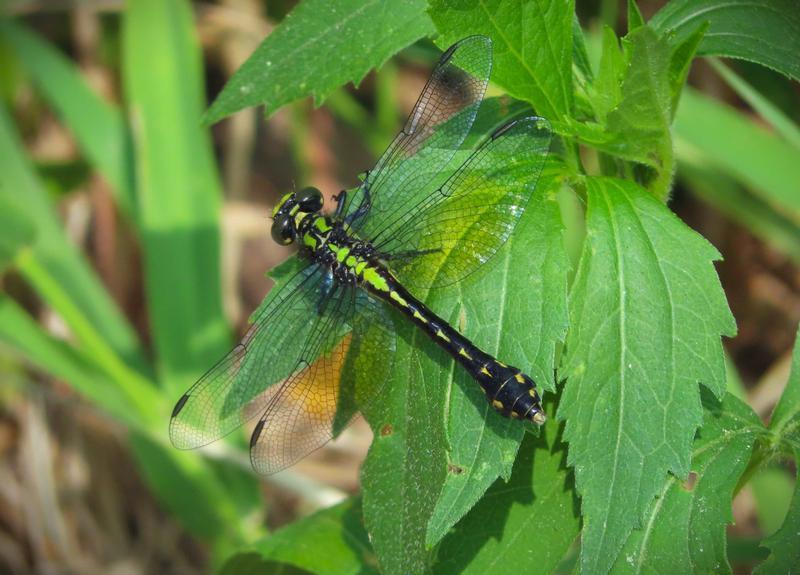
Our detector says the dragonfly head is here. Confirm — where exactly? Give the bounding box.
[270,186,324,245]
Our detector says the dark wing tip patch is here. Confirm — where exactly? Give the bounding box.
[171,393,190,418]
[250,419,266,449]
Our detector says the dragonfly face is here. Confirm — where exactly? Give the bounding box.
[270,186,324,245]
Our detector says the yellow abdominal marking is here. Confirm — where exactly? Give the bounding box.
[492,400,504,410]
[390,291,408,307]
[436,329,450,342]
[458,348,472,360]
[363,267,389,292]
[303,235,317,249]
[355,261,367,275]
[480,366,491,377]
[514,373,525,383]
[413,310,428,323]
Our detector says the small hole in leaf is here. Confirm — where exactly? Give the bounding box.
[682,472,698,491]
[380,423,393,437]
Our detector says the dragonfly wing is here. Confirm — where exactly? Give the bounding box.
[375,116,552,288]
[347,36,491,235]
[249,287,395,475]
[169,260,328,449]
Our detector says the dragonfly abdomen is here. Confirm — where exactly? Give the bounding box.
[367,266,546,424]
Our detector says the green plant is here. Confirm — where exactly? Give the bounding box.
[1,0,798,573]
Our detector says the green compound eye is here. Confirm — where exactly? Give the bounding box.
[295,186,323,212]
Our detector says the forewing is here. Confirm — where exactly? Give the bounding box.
[377,117,552,288]
[169,261,327,449]
[348,36,492,235]
[249,288,395,475]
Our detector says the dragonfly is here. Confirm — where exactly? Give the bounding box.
[170,35,552,475]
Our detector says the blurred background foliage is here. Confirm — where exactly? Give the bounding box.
[0,0,797,573]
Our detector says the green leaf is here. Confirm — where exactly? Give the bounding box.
[559,177,735,574]
[0,20,136,216]
[666,22,707,118]
[0,193,34,273]
[627,0,645,32]
[572,14,594,83]
[591,26,625,122]
[755,447,800,574]
[425,163,568,546]
[755,327,800,572]
[751,466,797,536]
[613,391,764,573]
[674,88,800,226]
[433,398,580,575]
[768,326,800,453]
[568,26,674,199]
[122,0,229,393]
[361,346,448,575]
[205,0,434,123]
[651,0,800,81]
[0,99,152,403]
[225,498,377,575]
[428,0,575,121]
[359,99,568,574]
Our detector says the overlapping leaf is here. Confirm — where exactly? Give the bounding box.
[566,26,675,199]
[559,177,735,574]
[756,327,800,573]
[425,166,568,546]
[614,391,764,573]
[360,100,567,573]
[222,498,377,575]
[434,399,580,575]
[205,0,434,122]
[651,0,800,81]
[428,0,575,121]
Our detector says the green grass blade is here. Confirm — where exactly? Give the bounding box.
[674,88,800,226]
[122,0,229,394]
[0,100,149,377]
[0,192,34,273]
[0,295,160,427]
[0,20,136,217]
[709,58,800,151]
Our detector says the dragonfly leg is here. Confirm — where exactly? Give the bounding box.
[333,190,348,217]
[344,178,372,225]
[317,271,336,314]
